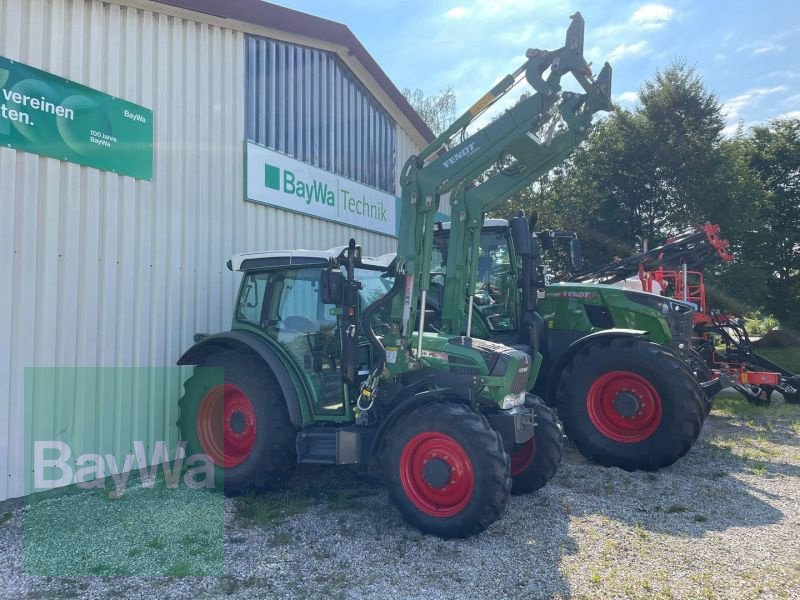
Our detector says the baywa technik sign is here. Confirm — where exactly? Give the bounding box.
[0,56,153,180]
[246,142,397,237]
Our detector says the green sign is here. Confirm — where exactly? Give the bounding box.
[0,56,153,180]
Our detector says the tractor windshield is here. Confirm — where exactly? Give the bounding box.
[432,229,518,332]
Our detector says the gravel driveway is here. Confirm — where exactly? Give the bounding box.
[1,395,798,599]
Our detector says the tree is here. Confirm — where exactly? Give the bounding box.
[402,86,456,136]
[739,119,800,330]
[491,60,750,272]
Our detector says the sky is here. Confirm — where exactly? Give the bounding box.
[270,0,800,136]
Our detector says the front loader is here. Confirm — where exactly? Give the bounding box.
[176,13,611,538]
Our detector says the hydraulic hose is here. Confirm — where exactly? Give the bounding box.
[361,273,406,378]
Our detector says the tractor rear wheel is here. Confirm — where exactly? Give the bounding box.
[177,352,296,495]
[382,402,510,538]
[510,396,563,494]
[557,337,705,471]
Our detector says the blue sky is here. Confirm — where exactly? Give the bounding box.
[271,1,800,135]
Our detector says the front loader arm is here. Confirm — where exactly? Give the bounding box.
[439,67,614,336]
[382,13,612,374]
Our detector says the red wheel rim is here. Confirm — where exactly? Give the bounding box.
[399,432,474,517]
[586,371,662,443]
[196,384,257,468]
[510,438,536,477]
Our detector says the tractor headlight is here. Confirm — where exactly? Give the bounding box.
[501,392,526,409]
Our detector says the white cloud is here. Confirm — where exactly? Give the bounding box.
[607,41,651,62]
[721,86,789,136]
[616,91,639,104]
[777,111,800,120]
[737,41,786,55]
[630,4,675,29]
[445,6,470,19]
[724,86,787,121]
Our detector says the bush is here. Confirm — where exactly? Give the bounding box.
[744,314,779,337]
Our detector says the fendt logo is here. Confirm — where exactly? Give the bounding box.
[265,163,335,206]
[442,142,479,168]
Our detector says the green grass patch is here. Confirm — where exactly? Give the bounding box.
[165,562,192,577]
[237,491,310,527]
[0,512,11,527]
[666,504,688,514]
[712,392,800,419]
[755,348,800,373]
[23,480,224,577]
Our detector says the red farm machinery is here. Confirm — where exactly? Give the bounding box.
[572,224,800,405]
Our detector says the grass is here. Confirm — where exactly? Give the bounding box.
[237,491,310,527]
[0,512,11,526]
[756,348,800,373]
[712,392,800,419]
[165,562,192,577]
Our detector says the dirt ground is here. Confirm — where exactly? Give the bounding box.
[1,394,799,599]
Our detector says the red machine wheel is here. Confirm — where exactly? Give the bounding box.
[585,371,662,443]
[510,396,563,494]
[196,384,257,468]
[557,337,705,471]
[177,352,296,495]
[399,432,474,517]
[382,402,510,538]
[510,438,536,477]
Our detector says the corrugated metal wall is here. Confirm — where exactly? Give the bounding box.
[0,0,422,501]
[245,35,396,194]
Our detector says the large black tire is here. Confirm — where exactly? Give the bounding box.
[510,395,563,494]
[382,402,510,539]
[177,351,296,495]
[557,337,705,471]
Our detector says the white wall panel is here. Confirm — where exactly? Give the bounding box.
[0,0,422,501]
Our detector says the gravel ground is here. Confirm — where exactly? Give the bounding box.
[1,395,799,599]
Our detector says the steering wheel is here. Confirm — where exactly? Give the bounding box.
[282,315,316,332]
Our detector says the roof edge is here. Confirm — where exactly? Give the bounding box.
[153,0,435,144]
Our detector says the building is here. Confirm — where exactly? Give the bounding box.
[0,0,437,502]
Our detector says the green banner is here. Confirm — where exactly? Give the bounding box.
[0,56,153,180]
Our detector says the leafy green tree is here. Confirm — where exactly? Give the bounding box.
[402,86,456,136]
[738,119,800,330]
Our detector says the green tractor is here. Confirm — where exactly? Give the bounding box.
[176,13,612,537]
[430,216,712,471]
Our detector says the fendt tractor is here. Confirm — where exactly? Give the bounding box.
[431,214,712,471]
[572,224,800,405]
[177,14,613,538]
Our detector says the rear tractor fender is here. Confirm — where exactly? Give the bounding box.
[545,329,649,403]
[177,330,304,428]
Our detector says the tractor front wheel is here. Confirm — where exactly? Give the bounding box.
[382,402,510,538]
[510,396,563,494]
[557,337,705,471]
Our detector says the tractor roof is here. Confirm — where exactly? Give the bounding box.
[435,218,509,231]
[228,248,396,272]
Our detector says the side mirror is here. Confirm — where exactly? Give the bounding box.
[509,215,532,256]
[528,211,539,231]
[320,270,345,304]
[570,238,583,270]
